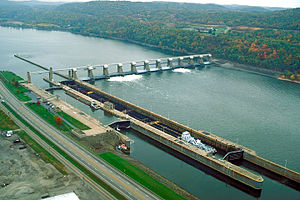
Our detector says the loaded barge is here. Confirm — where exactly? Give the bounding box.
[60,79,265,190]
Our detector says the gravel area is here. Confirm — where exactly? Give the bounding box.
[0,134,103,200]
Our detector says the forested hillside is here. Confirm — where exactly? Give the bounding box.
[0,0,299,77]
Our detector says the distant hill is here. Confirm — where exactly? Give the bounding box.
[223,4,287,12]
[49,1,299,29]
[263,6,289,11]
[4,1,289,12]
[6,0,64,6]
[54,1,228,16]
[0,1,298,30]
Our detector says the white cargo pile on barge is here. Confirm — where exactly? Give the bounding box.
[181,131,217,154]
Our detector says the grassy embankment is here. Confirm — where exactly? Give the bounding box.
[58,110,90,130]
[26,102,72,132]
[0,71,89,131]
[0,109,19,131]
[100,152,187,200]
[0,108,67,174]
[26,102,90,132]
[2,102,125,200]
[0,71,31,101]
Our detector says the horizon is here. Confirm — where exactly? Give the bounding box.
[10,0,300,9]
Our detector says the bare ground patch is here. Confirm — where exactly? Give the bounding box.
[232,26,262,31]
[0,134,104,200]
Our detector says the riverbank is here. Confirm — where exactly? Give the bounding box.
[214,59,281,79]
[214,59,300,85]
[278,77,300,85]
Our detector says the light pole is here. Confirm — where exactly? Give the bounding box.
[284,159,288,176]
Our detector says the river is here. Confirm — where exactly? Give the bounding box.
[0,27,299,200]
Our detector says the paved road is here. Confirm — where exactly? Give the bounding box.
[0,81,161,200]
[0,103,116,200]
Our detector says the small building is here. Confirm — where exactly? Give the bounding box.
[104,101,114,110]
[42,192,80,200]
[5,130,14,137]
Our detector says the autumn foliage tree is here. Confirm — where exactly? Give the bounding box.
[55,115,63,125]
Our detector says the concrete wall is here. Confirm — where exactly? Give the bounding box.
[65,90,91,105]
[130,121,263,190]
[70,129,86,139]
[244,152,300,183]
[82,129,119,147]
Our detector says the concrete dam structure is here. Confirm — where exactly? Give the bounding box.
[16,54,300,193]
[21,54,213,82]
[68,54,212,81]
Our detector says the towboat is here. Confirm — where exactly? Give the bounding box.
[117,144,130,154]
[90,100,100,109]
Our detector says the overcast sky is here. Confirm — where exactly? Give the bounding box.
[16,0,300,8]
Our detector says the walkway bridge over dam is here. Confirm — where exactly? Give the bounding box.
[16,54,300,195]
[17,54,212,82]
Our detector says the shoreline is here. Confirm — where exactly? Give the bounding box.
[214,59,300,85]
[213,59,280,79]
[278,77,300,85]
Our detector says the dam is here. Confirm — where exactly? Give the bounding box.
[18,54,213,82]
[17,55,300,192]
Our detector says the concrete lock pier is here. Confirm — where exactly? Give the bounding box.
[167,58,173,68]
[178,57,184,66]
[117,63,123,74]
[49,67,53,81]
[87,66,94,79]
[103,64,109,76]
[16,54,300,191]
[131,62,137,73]
[72,68,78,79]
[156,59,162,69]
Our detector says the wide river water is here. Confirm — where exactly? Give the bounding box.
[0,27,299,200]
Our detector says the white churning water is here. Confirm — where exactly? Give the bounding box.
[173,68,192,73]
[108,74,143,82]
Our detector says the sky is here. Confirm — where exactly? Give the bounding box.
[13,0,300,8]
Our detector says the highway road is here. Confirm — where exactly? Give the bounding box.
[0,103,116,200]
[0,80,161,200]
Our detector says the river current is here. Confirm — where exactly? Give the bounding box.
[0,27,299,200]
